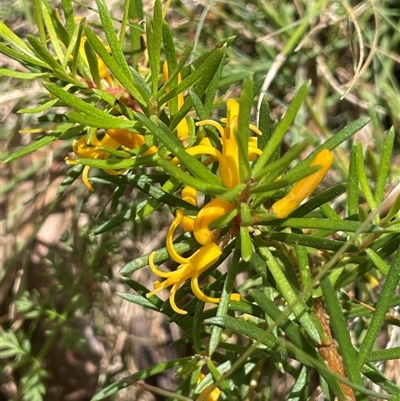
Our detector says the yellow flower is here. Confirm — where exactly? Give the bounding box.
[67,128,156,191]
[181,186,198,232]
[78,35,114,86]
[197,373,221,401]
[163,62,190,141]
[147,209,240,314]
[193,198,234,245]
[270,149,334,218]
[195,99,262,188]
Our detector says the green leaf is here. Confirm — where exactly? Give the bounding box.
[162,21,179,114]
[44,83,121,124]
[357,249,400,369]
[257,96,270,152]
[95,0,133,82]
[237,75,253,182]
[0,42,48,69]
[268,217,381,233]
[0,21,35,55]
[251,165,320,194]
[0,68,50,80]
[57,164,84,194]
[263,231,359,252]
[83,38,101,88]
[240,227,253,262]
[347,143,359,216]
[133,112,224,189]
[4,135,58,162]
[209,247,241,355]
[375,127,395,204]
[355,141,377,212]
[117,292,158,311]
[253,82,309,176]
[127,174,199,210]
[61,0,75,33]
[73,154,157,170]
[83,26,150,106]
[40,0,65,61]
[159,47,226,105]
[156,157,225,195]
[147,0,163,96]
[366,347,400,362]
[320,277,364,391]
[254,239,328,345]
[18,98,59,114]
[92,357,192,400]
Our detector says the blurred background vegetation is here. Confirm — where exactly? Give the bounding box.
[1,0,399,400]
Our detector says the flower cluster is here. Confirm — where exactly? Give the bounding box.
[146,99,334,314]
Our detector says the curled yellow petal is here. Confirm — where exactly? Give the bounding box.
[147,243,223,314]
[271,149,334,218]
[182,186,198,206]
[193,199,234,245]
[82,165,94,191]
[166,210,189,264]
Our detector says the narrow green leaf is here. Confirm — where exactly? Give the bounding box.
[269,218,380,233]
[365,248,389,276]
[83,39,101,87]
[57,164,84,194]
[44,83,119,123]
[134,112,224,189]
[74,155,157,170]
[375,127,395,204]
[295,245,312,290]
[0,42,48,69]
[119,0,131,46]
[4,135,57,162]
[240,227,253,262]
[61,0,75,33]
[264,231,359,252]
[40,0,65,61]
[127,0,144,68]
[209,247,241,355]
[83,26,150,106]
[320,277,364,391]
[250,290,320,359]
[95,0,132,81]
[159,47,225,105]
[254,240,327,345]
[251,165,320,194]
[253,82,309,176]
[26,34,63,69]
[237,75,253,182]
[128,175,199,211]
[355,141,377,212]
[0,21,34,55]
[65,111,135,130]
[156,157,225,195]
[366,347,400,362]
[92,357,192,400]
[117,292,158,311]
[347,142,358,216]
[0,68,50,80]
[257,96,270,152]
[148,0,163,96]
[357,249,400,369]
[162,21,179,114]
[289,117,371,179]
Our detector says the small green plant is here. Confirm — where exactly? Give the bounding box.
[1,0,399,400]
